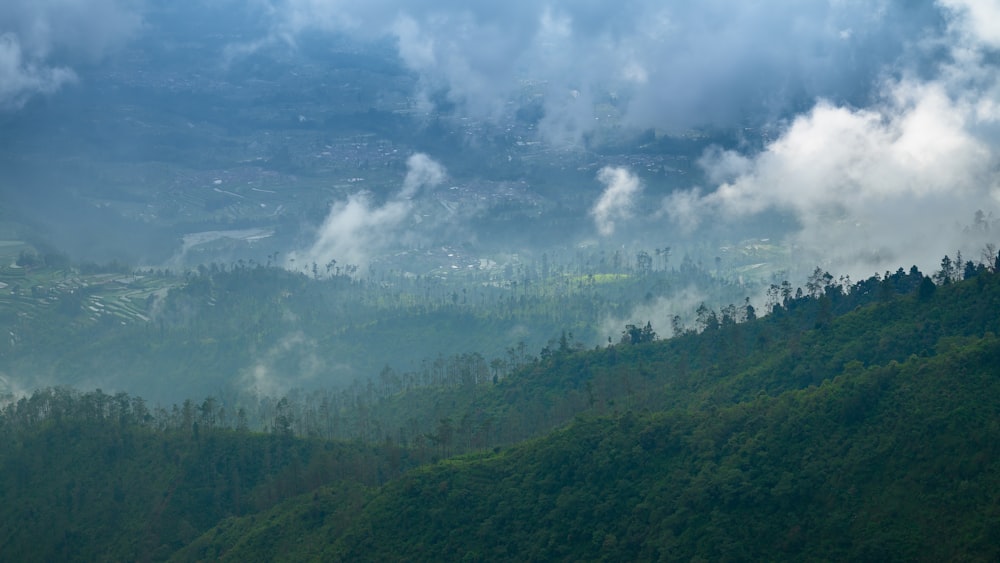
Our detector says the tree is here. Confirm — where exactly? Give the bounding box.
[635,251,653,275]
[621,324,643,345]
[671,315,686,337]
[621,322,656,345]
[963,260,981,280]
[489,358,505,382]
[429,417,453,457]
[744,297,756,322]
[656,246,672,270]
[780,281,793,306]
[696,303,719,332]
[918,276,936,301]
[806,267,834,298]
[16,250,39,268]
[641,321,656,343]
[273,397,293,436]
[379,365,400,398]
[983,243,1000,273]
[934,255,955,284]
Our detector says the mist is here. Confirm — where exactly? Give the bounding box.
[288,153,447,272]
[0,0,140,108]
[591,167,642,237]
[1,0,1000,405]
[224,0,1000,279]
[3,3,1000,558]
[248,0,945,137]
[241,331,327,397]
[598,285,708,343]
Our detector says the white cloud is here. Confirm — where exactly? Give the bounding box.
[0,33,75,110]
[246,0,944,141]
[939,0,1000,47]
[400,152,446,198]
[10,0,999,283]
[598,286,708,343]
[660,187,706,235]
[241,331,324,397]
[0,0,141,108]
[591,166,643,236]
[289,153,446,271]
[663,1,1000,278]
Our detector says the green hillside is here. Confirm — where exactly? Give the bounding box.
[327,264,999,457]
[169,267,1000,561]
[2,262,1000,561]
[323,337,1000,561]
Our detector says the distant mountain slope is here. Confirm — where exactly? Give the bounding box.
[0,256,749,404]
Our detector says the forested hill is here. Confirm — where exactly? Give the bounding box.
[2,262,1000,560]
[328,263,998,455]
[172,266,1000,561]
[312,336,1000,561]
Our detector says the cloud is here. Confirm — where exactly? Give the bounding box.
[290,153,446,271]
[662,1,1000,279]
[241,331,324,397]
[0,0,141,108]
[598,286,708,343]
[8,0,996,284]
[0,370,32,402]
[400,152,446,198]
[247,0,945,142]
[660,187,705,235]
[939,0,1000,47]
[0,33,75,110]
[591,166,642,236]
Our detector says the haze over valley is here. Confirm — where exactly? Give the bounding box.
[2,2,1000,560]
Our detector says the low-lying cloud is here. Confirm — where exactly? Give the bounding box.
[243,0,946,142]
[0,34,75,109]
[289,153,446,271]
[598,286,708,343]
[241,331,323,397]
[8,0,1000,286]
[0,0,141,108]
[591,166,642,237]
[662,0,1000,279]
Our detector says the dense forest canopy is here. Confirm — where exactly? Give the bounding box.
[2,255,1000,560]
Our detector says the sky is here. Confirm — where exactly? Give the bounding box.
[2,0,1000,279]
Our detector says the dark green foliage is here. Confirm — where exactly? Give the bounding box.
[0,388,417,562]
[620,321,656,345]
[342,264,1000,455]
[314,335,1000,561]
[919,275,937,301]
[5,265,1000,561]
[170,482,371,563]
[153,268,1000,561]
